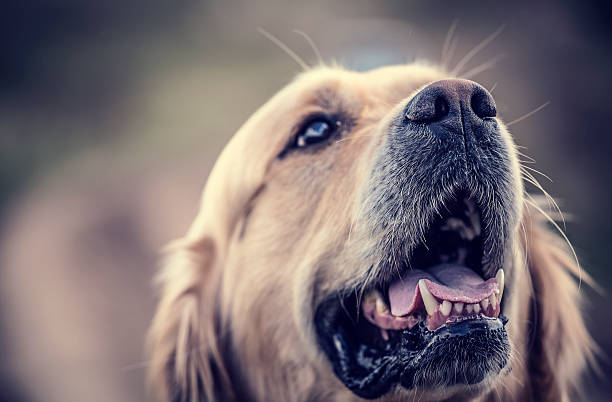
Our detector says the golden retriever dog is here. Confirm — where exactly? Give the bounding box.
[148,63,595,401]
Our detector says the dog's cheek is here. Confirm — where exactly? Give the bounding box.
[290,254,330,361]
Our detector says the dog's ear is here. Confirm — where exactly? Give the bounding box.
[146,119,274,401]
[147,235,234,402]
[521,200,596,401]
[146,85,297,401]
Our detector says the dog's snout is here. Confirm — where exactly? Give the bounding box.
[405,79,496,124]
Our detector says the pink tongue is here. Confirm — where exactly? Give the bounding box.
[388,263,498,317]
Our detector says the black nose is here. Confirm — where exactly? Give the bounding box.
[405,79,496,125]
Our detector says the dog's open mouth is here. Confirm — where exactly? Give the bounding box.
[315,194,510,399]
[363,196,505,335]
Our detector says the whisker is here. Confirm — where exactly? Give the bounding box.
[257,27,309,71]
[445,37,459,72]
[489,82,498,94]
[293,29,324,66]
[519,219,531,304]
[441,19,459,69]
[521,169,565,228]
[524,196,586,292]
[505,101,550,127]
[521,165,553,183]
[451,24,505,76]
[460,54,506,79]
[516,150,535,162]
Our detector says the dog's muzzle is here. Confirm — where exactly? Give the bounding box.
[315,79,516,399]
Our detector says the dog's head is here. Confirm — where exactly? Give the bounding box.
[148,64,594,401]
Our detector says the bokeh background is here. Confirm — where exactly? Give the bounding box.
[1,1,611,401]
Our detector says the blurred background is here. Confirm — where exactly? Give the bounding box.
[1,0,611,401]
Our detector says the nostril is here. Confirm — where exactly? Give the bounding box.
[405,79,495,125]
[433,96,450,121]
[471,90,497,119]
[405,92,451,123]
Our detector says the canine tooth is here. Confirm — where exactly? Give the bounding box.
[481,298,489,310]
[489,294,497,309]
[454,302,464,314]
[418,280,439,316]
[440,300,452,316]
[473,303,481,313]
[380,329,389,341]
[376,296,389,314]
[465,304,474,314]
[364,289,380,304]
[495,269,505,303]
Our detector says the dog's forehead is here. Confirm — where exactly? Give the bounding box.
[289,64,448,108]
[238,63,448,152]
[217,63,449,197]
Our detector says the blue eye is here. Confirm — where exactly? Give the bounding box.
[296,119,333,147]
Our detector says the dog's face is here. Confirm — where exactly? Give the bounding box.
[149,64,592,401]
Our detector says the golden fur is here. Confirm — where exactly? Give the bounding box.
[147,64,595,401]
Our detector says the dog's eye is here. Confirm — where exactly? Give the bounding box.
[296,119,334,148]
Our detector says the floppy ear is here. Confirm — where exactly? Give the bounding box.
[521,200,596,401]
[146,77,304,400]
[147,235,235,402]
[146,108,277,401]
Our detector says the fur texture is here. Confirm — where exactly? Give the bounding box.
[147,64,595,401]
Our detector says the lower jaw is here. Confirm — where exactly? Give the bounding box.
[397,317,510,389]
[315,298,511,400]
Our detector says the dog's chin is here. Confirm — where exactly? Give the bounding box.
[315,298,510,400]
[314,194,511,400]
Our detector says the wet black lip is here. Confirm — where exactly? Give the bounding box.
[315,294,510,400]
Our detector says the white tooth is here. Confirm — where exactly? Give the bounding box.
[473,303,481,313]
[495,269,505,303]
[466,304,474,314]
[380,329,389,341]
[364,291,376,304]
[418,280,439,316]
[489,294,497,309]
[454,302,464,314]
[440,300,452,316]
[481,298,489,311]
[376,296,389,314]
[365,289,381,305]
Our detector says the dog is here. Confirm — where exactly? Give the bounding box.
[148,63,595,401]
